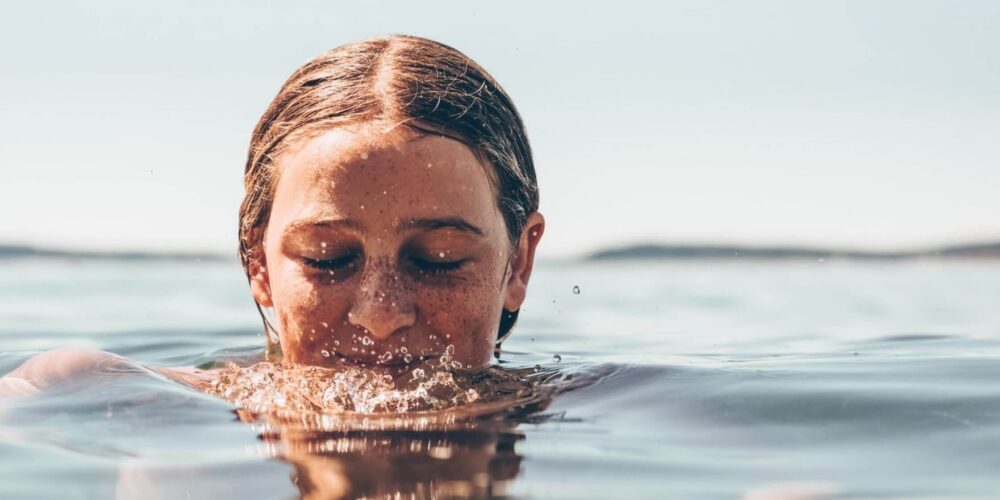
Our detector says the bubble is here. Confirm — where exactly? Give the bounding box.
[572,285,581,294]
[378,352,393,363]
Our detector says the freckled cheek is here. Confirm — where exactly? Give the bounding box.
[418,273,503,367]
[273,274,353,360]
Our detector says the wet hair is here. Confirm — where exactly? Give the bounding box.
[238,35,538,343]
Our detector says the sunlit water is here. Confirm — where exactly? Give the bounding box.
[2,258,1000,498]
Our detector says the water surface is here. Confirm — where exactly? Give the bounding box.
[2,258,1000,498]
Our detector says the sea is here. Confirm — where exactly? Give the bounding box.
[2,257,1000,499]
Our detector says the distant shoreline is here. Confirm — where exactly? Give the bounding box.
[0,245,231,262]
[3,241,999,262]
[586,241,1000,261]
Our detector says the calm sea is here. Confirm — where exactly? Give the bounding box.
[2,258,1000,498]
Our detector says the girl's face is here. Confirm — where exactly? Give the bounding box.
[249,125,543,369]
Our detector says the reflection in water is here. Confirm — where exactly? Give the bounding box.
[272,423,526,499]
[210,361,576,499]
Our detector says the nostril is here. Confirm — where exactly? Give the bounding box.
[346,298,416,341]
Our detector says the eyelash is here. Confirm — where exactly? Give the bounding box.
[303,254,358,271]
[302,255,467,276]
[410,257,467,276]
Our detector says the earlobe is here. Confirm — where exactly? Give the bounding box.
[503,212,545,311]
[249,261,273,308]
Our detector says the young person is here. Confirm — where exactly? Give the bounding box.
[1,35,544,394]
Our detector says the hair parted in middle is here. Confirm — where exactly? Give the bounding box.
[238,34,539,346]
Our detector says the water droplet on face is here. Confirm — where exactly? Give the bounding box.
[572,285,581,294]
[362,336,373,346]
[321,350,331,357]
[403,353,413,363]
[438,251,446,258]
[399,346,408,354]
[321,321,329,329]
[552,353,562,363]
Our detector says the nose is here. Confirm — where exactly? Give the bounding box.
[346,262,416,341]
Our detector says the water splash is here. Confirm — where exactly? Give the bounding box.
[207,360,545,416]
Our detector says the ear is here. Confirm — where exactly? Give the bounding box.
[503,212,545,311]
[247,247,273,308]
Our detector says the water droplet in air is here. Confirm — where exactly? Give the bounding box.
[572,285,581,294]
[552,353,562,363]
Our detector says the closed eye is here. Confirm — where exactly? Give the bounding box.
[303,254,359,271]
[409,256,467,276]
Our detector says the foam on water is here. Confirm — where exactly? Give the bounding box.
[208,361,493,414]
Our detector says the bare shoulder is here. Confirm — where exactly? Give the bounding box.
[0,348,125,396]
[0,348,222,398]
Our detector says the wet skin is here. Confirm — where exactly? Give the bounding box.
[249,124,544,369]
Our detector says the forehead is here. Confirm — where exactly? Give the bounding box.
[268,126,502,236]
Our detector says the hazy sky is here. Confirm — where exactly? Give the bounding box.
[2,1,998,257]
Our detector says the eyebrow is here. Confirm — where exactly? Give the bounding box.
[282,215,484,238]
[283,216,364,237]
[396,217,485,236]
